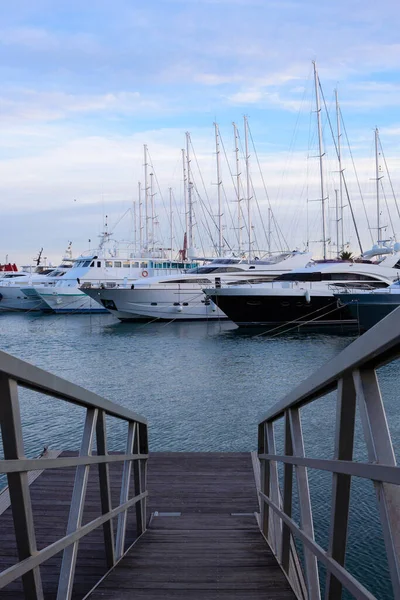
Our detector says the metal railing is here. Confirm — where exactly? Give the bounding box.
[258,306,400,600]
[0,349,148,600]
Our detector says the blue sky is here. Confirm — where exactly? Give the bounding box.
[1,0,400,262]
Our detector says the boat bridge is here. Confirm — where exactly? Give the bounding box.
[1,309,400,599]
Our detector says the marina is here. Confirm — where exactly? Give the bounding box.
[2,2,400,597]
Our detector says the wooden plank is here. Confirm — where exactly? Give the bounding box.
[0,450,62,516]
[0,452,295,600]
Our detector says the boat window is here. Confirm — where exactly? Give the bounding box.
[82,260,91,267]
[114,261,122,268]
[90,261,95,267]
[322,273,381,281]
[97,261,101,267]
[123,261,130,268]
[164,278,212,284]
[394,260,400,269]
[105,261,113,268]
[279,272,322,282]
[140,262,148,268]
[132,261,139,268]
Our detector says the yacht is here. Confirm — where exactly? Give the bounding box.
[204,256,400,331]
[0,257,72,312]
[32,249,198,314]
[335,281,400,331]
[80,252,313,321]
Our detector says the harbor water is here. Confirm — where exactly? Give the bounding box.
[0,312,398,599]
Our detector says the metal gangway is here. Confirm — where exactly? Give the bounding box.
[1,308,400,598]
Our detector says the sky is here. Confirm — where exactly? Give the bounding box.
[1,0,400,263]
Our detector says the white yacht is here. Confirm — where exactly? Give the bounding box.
[31,247,198,314]
[80,252,313,321]
[0,257,72,312]
[204,254,400,331]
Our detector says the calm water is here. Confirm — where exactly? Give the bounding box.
[0,312,398,599]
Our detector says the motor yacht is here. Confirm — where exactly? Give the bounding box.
[204,257,400,331]
[80,252,313,321]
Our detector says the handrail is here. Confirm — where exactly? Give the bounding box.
[258,306,400,600]
[0,349,148,600]
[0,348,147,423]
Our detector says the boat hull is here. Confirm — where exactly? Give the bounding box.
[37,290,108,314]
[82,287,226,321]
[207,288,357,331]
[336,293,400,331]
[0,286,49,311]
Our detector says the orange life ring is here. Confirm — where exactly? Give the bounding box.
[142,270,148,277]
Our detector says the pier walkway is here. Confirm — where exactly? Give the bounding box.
[2,307,400,599]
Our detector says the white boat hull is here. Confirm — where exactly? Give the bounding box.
[83,287,226,320]
[0,286,49,311]
[37,289,108,314]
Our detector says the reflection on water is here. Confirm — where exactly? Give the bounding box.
[0,312,397,599]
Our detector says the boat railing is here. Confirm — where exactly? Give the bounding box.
[0,349,148,599]
[258,306,400,599]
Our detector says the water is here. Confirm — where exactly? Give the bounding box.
[0,312,398,599]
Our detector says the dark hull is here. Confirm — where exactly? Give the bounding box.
[336,294,400,331]
[210,292,358,332]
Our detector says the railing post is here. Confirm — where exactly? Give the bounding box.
[0,374,44,600]
[115,421,136,560]
[96,410,116,568]
[325,375,356,600]
[353,368,400,598]
[289,407,321,600]
[133,423,147,535]
[266,421,281,558]
[281,410,293,574]
[57,407,98,600]
[258,422,270,539]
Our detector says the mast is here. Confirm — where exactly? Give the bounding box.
[244,115,252,262]
[150,171,155,250]
[268,207,272,255]
[313,61,327,260]
[335,89,344,254]
[233,122,242,254]
[214,122,223,257]
[375,127,381,245]
[144,144,149,250]
[133,200,137,252]
[186,132,194,252]
[182,149,188,237]
[169,187,173,261]
[335,189,339,258]
[138,182,143,252]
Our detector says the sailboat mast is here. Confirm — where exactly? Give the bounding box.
[186,132,194,251]
[268,207,272,255]
[375,127,381,245]
[133,200,137,252]
[233,122,242,254]
[169,187,173,261]
[144,144,149,250]
[244,115,252,263]
[138,182,143,252]
[182,149,188,238]
[214,122,223,257]
[150,172,155,249]
[335,89,344,254]
[335,189,339,258]
[313,61,327,260]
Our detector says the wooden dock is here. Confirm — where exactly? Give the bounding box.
[0,452,295,599]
